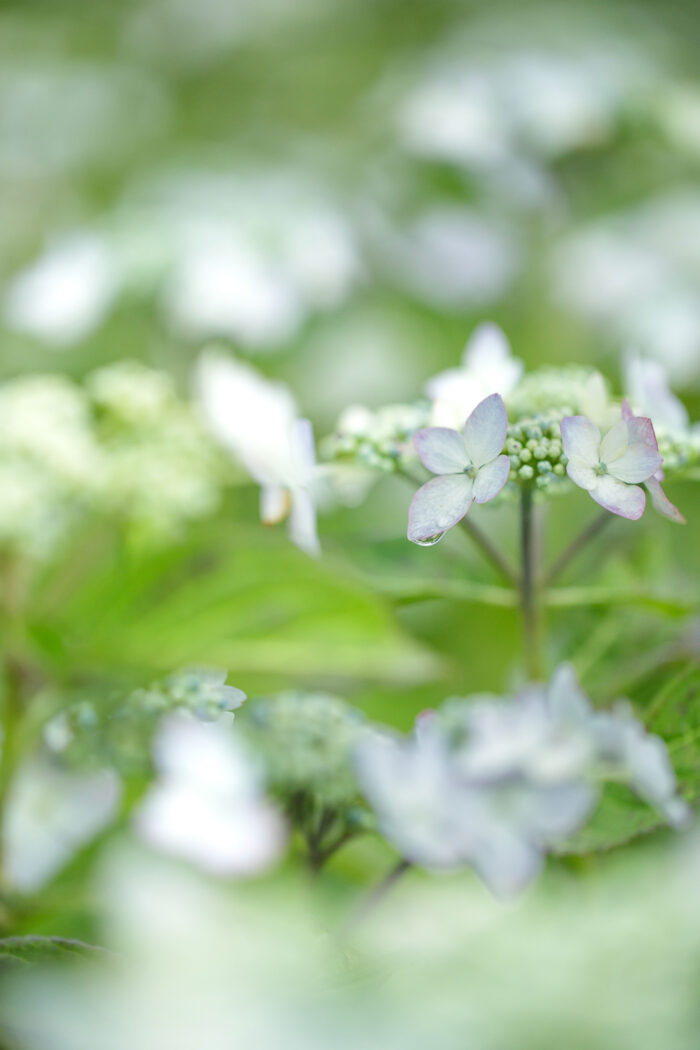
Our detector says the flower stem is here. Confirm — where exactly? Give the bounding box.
[544,511,612,586]
[456,516,519,587]
[520,487,543,680]
[346,858,412,929]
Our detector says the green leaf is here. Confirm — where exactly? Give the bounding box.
[0,935,106,971]
[28,522,441,686]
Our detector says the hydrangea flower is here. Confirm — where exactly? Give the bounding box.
[196,350,319,554]
[427,324,523,429]
[560,412,663,519]
[135,715,285,877]
[408,393,510,545]
[620,399,685,524]
[624,355,690,436]
[355,665,688,897]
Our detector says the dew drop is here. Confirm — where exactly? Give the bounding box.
[413,532,445,547]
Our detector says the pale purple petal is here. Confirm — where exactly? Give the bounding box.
[408,474,474,543]
[590,475,645,519]
[645,475,686,524]
[473,455,510,504]
[413,427,468,475]
[560,416,601,469]
[607,429,662,484]
[599,420,630,464]
[566,459,597,491]
[462,393,508,468]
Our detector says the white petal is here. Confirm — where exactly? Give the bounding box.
[560,416,601,469]
[288,487,320,556]
[599,420,630,464]
[547,663,592,722]
[260,485,290,525]
[566,458,597,491]
[608,431,662,484]
[407,474,474,543]
[473,455,510,504]
[590,475,645,519]
[413,426,468,474]
[462,393,508,468]
[625,356,689,433]
[645,476,686,524]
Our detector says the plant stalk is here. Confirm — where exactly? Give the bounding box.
[544,512,612,586]
[520,487,543,680]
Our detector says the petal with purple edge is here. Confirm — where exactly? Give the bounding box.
[407,474,474,543]
[565,458,597,491]
[560,416,601,469]
[590,475,645,519]
[645,475,686,524]
[413,427,468,475]
[462,393,508,468]
[607,436,662,484]
[474,455,510,504]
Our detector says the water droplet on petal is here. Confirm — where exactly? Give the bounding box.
[413,532,446,547]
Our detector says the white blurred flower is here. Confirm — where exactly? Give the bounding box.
[2,758,120,892]
[196,350,319,554]
[356,665,687,897]
[380,207,520,310]
[135,715,285,876]
[624,356,690,435]
[427,323,523,428]
[4,233,119,347]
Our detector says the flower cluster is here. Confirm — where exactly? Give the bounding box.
[45,669,245,775]
[323,324,697,543]
[0,363,225,564]
[355,665,688,896]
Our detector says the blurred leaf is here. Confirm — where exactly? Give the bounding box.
[0,935,105,971]
[27,521,441,685]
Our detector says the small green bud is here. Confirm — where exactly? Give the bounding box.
[519,448,533,463]
[549,440,562,458]
[519,465,535,481]
[536,475,550,489]
[526,438,538,452]
[537,460,552,474]
[533,444,548,460]
[553,463,566,476]
[509,454,521,469]
[506,438,522,455]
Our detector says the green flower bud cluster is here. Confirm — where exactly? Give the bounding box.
[323,402,429,472]
[504,415,570,493]
[241,692,367,812]
[45,669,243,775]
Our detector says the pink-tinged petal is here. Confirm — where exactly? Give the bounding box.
[621,398,634,422]
[462,393,508,468]
[625,414,658,451]
[565,458,597,491]
[474,455,510,504]
[607,432,662,484]
[413,427,468,475]
[560,416,601,469]
[645,475,686,524]
[407,474,474,543]
[590,475,645,519]
[599,420,629,464]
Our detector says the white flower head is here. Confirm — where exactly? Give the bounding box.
[560,412,663,519]
[195,350,319,554]
[408,393,510,545]
[624,354,690,436]
[427,323,524,429]
[135,715,286,877]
